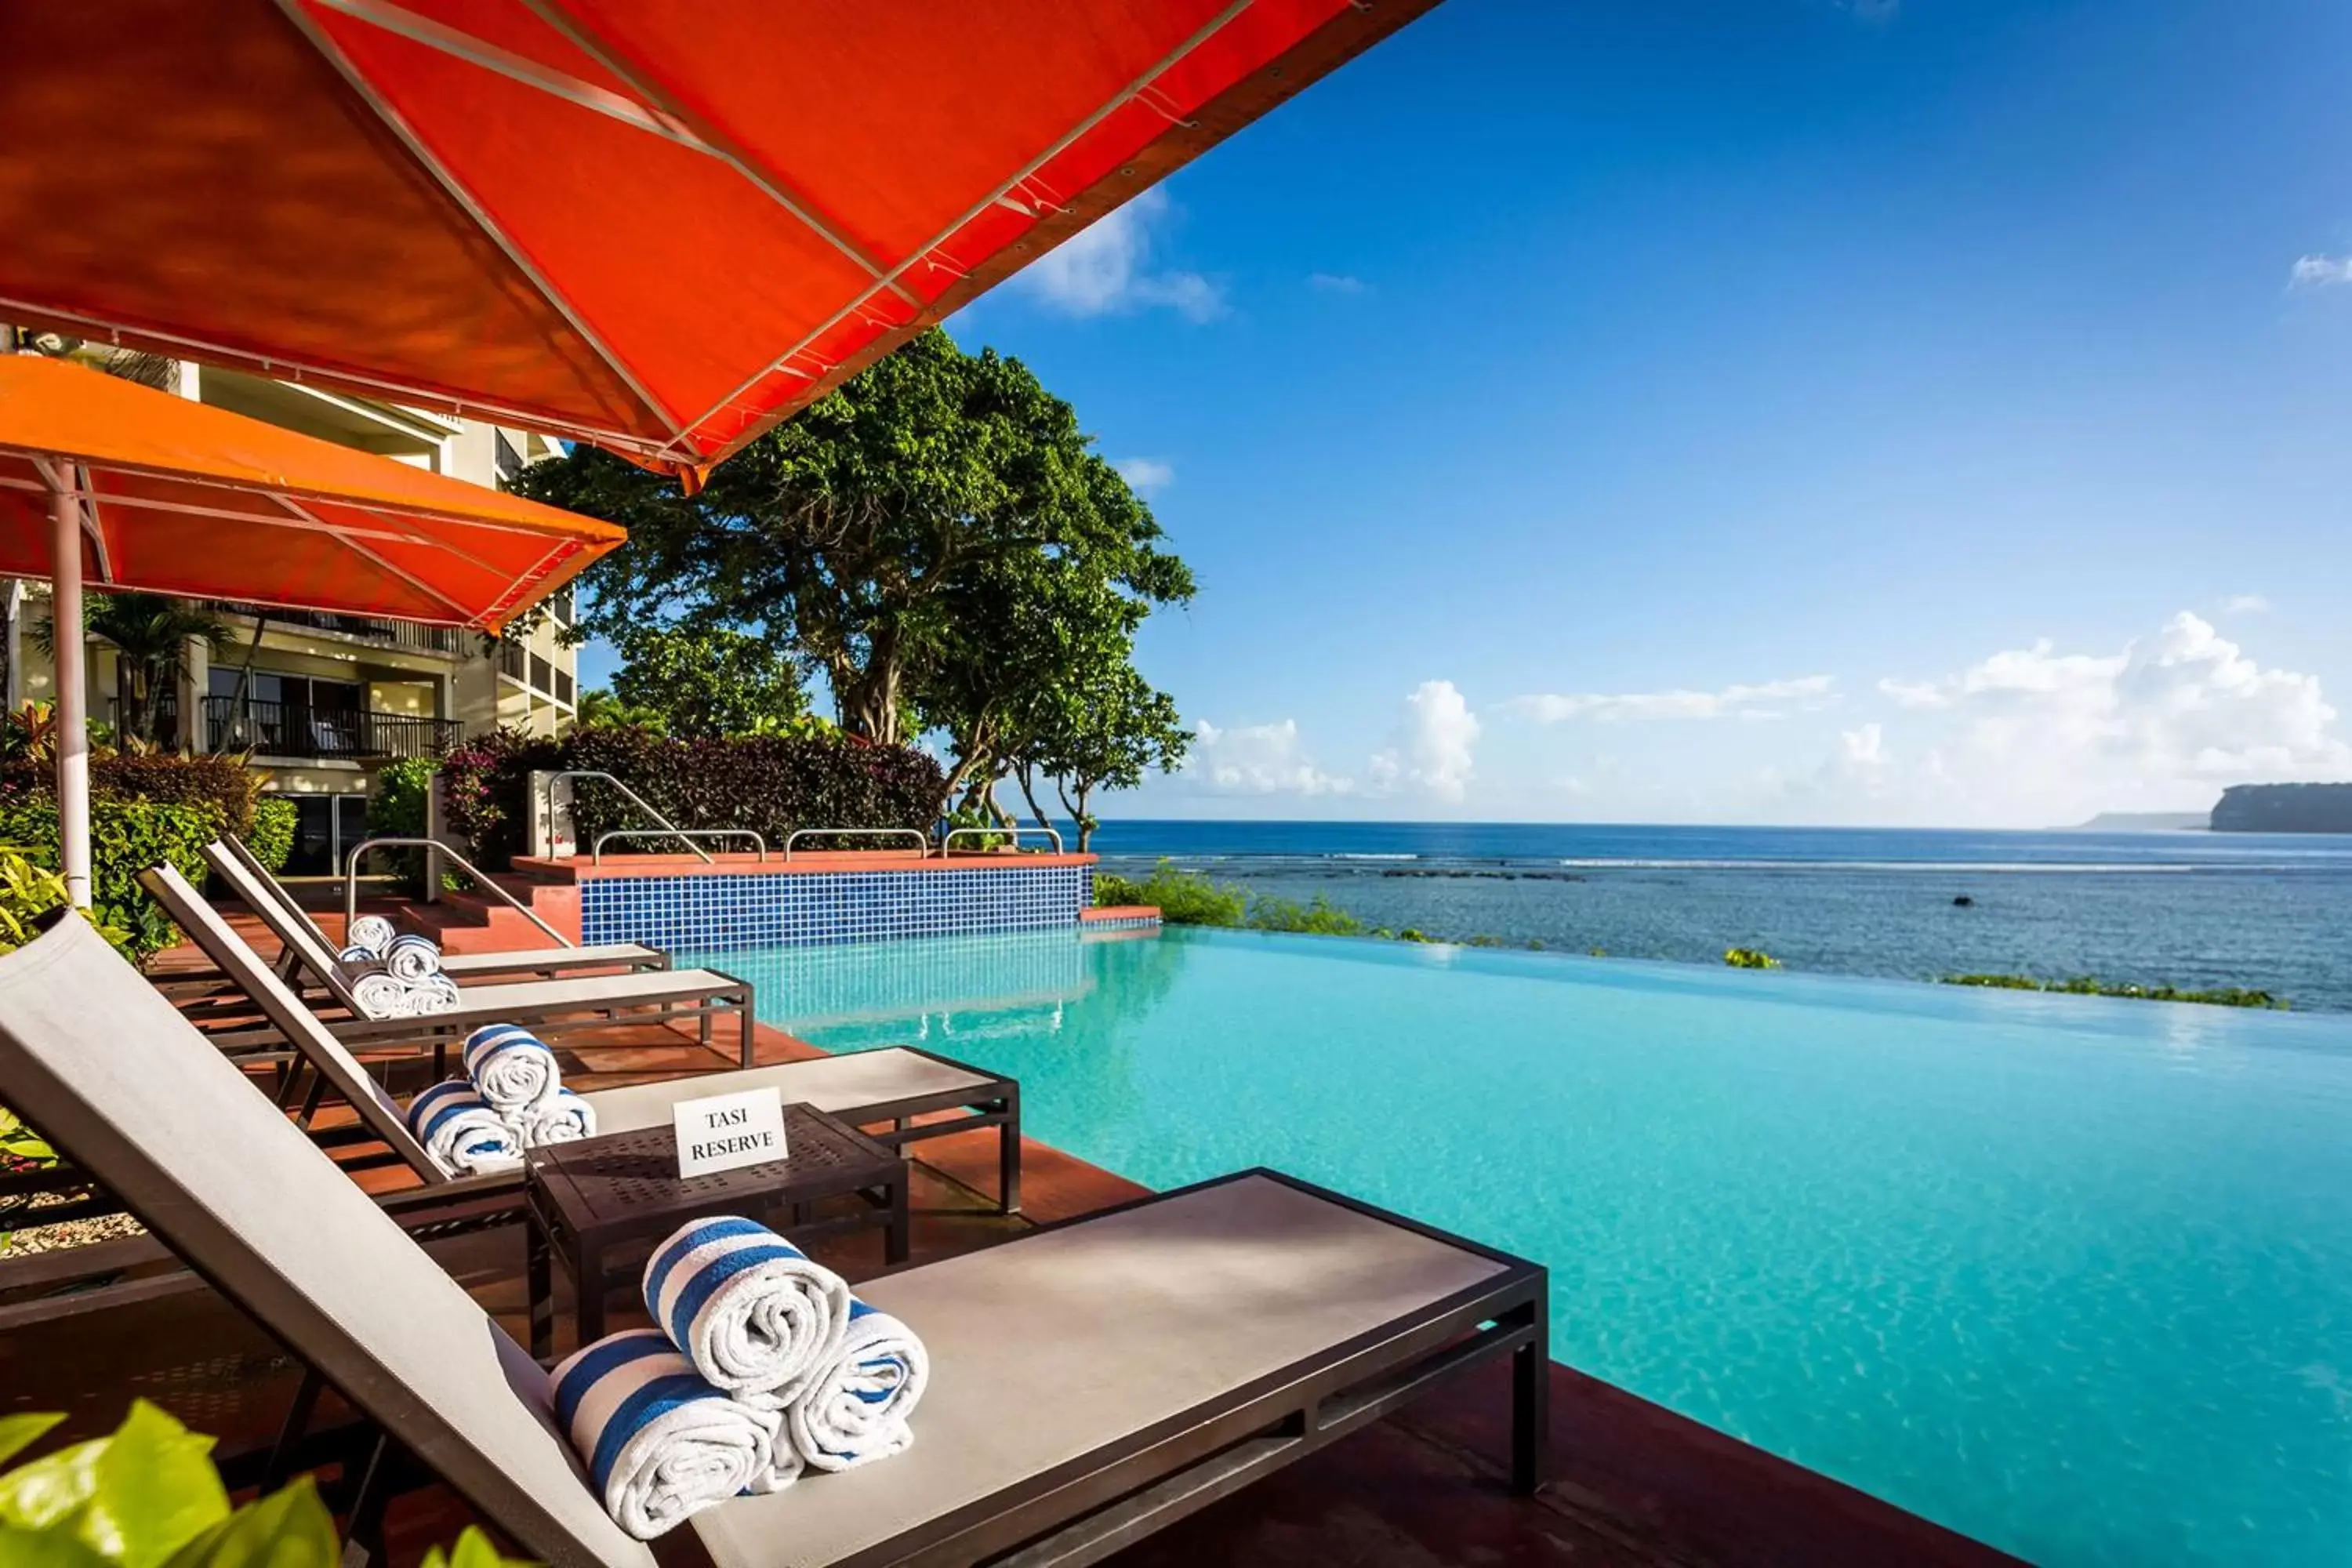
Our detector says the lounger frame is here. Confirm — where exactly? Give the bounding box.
[197,846,757,1072]
[0,915,1548,1568]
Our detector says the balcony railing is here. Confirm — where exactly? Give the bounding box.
[212,601,462,657]
[200,697,463,761]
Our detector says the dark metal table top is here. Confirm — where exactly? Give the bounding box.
[526,1102,902,1235]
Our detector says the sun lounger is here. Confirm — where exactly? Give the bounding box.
[189,848,758,1069]
[142,864,1022,1214]
[0,911,1548,1568]
[207,834,669,985]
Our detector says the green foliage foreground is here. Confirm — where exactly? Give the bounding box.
[0,1401,520,1568]
[1943,974,2287,1008]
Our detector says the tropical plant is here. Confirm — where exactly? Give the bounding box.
[1093,860,1247,927]
[39,593,234,746]
[1723,947,1782,970]
[1245,894,1368,937]
[89,750,260,836]
[573,686,667,732]
[607,623,812,739]
[0,1400,524,1568]
[520,330,1192,748]
[0,798,221,960]
[245,797,297,873]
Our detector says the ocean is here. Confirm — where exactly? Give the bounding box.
[1087,821,2352,1012]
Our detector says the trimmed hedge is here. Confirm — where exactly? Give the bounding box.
[0,793,223,960]
[89,752,260,836]
[441,725,946,869]
[247,796,296,873]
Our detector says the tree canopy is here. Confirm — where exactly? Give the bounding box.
[521,328,1191,824]
[605,624,813,739]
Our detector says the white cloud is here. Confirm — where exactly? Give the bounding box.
[1369,680,1480,803]
[1112,457,1173,492]
[1016,188,1223,321]
[1307,272,1368,295]
[1504,674,1835,724]
[2220,593,2270,615]
[1184,719,1352,797]
[1836,612,2352,823]
[2291,254,2352,288]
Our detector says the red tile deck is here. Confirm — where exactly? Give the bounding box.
[45,902,2018,1567]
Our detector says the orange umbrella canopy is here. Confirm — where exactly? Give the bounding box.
[0,354,623,633]
[0,0,1436,476]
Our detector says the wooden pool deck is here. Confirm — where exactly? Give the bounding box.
[16,907,2021,1567]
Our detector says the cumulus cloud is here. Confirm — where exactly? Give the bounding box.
[1307,272,1368,295]
[1112,457,1173,492]
[1369,681,1480,803]
[2291,255,2352,289]
[1840,612,2351,823]
[1504,674,1835,723]
[1185,719,1352,797]
[1015,188,1223,321]
[2220,593,2270,615]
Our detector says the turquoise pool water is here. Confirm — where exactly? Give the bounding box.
[689,927,2352,1566]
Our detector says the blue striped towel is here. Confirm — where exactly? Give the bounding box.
[784,1296,928,1472]
[344,913,396,957]
[404,1079,521,1175]
[383,931,442,982]
[518,1086,597,1146]
[463,1022,557,1115]
[642,1216,849,1400]
[551,1329,798,1540]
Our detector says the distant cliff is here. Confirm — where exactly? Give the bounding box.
[2075,811,2210,832]
[2210,783,2352,833]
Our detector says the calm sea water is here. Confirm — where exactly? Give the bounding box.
[1087,820,2352,1011]
[702,927,2352,1567]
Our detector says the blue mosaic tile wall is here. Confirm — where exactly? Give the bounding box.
[581,864,1091,953]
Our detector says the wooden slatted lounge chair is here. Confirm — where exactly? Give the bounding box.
[191,848,758,1071]
[143,862,1021,1215]
[0,911,1548,1568]
[211,832,670,982]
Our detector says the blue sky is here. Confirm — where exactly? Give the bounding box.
[595,0,2352,828]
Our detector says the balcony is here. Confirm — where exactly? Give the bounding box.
[211,601,463,658]
[199,697,463,762]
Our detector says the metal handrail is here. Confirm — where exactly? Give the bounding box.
[941,824,1065,856]
[593,828,767,865]
[343,837,573,949]
[547,771,710,863]
[783,827,931,862]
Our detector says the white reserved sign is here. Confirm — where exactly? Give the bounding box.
[673,1087,788,1178]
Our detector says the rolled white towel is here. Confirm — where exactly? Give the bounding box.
[641,1216,848,1400]
[383,931,442,982]
[518,1087,597,1147]
[406,974,463,1016]
[338,943,379,966]
[344,913,396,957]
[784,1297,928,1472]
[552,1329,799,1540]
[463,1022,557,1113]
[345,963,410,1022]
[405,1079,521,1175]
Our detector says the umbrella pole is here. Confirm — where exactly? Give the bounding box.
[47,480,89,909]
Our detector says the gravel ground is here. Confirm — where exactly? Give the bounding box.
[2,1195,144,1255]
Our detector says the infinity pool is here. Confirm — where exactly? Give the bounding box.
[689,926,2352,1566]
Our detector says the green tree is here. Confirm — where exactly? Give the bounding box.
[518,330,1188,746]
[572,686,666,731]
[918,548,1185,823]
[1018,665,1188,851]
[40,593,233,746]
[608,624,811,738]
